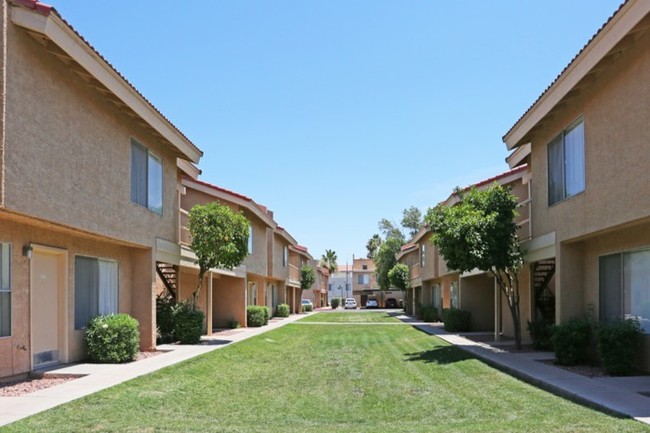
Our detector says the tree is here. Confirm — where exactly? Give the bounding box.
[319,249,338,275]
[401,206,423,238]
[188,202,250,308]
[388,263,410,291]
[425,184,524,348]
[378,218,405,244]
[366,234,382,259]
[300,264,316,291]
[374,237,403,291]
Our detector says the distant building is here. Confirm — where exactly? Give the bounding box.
[329,264,352,300]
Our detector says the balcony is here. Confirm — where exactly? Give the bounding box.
[516,198,532,241]
[289,263,300,284]
[180,208,191,245]
[409,263,420,280]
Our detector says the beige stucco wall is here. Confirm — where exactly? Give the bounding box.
[4,21,179,248]
[0,214,154,378]
[212,275,247,329]
[459,274,494,332]
[271,234,289,281]
[527,27,650,243]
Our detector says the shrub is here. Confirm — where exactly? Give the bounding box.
[302,303,313,312]
[527,319,554,350]
[247,306,268,327]
[330,298,340,309]
[156,294,176,343]
[421,306,439,323]
[228,320,241,329]
[85,314,140,363]
[442,308,471,332]
[173,302,205,344]
[597,319,642,376]
[551,317,592,366]
[275,304,290,317]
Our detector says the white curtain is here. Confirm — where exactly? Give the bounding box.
[147,153,163,214]
[624,250,650,332]
[0,244,10,336]
[547,135,564,204]
[130,141,147,206]
[564,121,585,197]
[98,260,118,315]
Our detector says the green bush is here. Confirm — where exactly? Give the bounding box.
[551,317,592,366]
[527,319,554,350]
[302,303,313,312]
[421,306,439,323]
[597,319,642,375]
[247,306,268,327]
[275,304,290,317]
[228,320,241,329]
[156,294,176,343]
[330,298,340,309]
[173,302,205,344]
[85,314,140,363]
[442,308,471,332]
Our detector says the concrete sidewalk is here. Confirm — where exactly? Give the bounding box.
[0,312,310,427]
[396,315,650,426]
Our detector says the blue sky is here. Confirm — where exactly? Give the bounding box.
[51,0,621,263]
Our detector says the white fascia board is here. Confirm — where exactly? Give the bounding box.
[504,0,650,149]
[11,8,202,163]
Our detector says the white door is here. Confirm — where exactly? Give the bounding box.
[31,251,61,368]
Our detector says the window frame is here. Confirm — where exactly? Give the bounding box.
[547,117,585,206]
[420,244,426,267]
[282,246,288,268]
[130,138,164,215]
[0,243,11,338]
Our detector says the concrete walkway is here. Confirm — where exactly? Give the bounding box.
[0,312,310,427]
[396,315,650,426]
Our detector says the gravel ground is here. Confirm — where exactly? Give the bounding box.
[0,351,164,397]
[539,359,607,378]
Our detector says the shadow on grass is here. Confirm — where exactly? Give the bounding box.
[404,346,472,365]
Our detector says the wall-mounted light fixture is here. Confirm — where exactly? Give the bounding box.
[22,244,33,259]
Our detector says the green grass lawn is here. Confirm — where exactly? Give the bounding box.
[5,314,648,432]
[298,311,402,323]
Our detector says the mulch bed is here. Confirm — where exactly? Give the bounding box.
[539,359,608,378]
[0,351,164,397]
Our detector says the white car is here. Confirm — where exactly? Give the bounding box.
[365,299,379,309]
[301,299,313,310]
[344,298,357,309]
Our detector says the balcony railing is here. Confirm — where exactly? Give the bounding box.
[289,264,300,282]
[180,209,191,245]
[516,198,532,241]
[409,263,420,280]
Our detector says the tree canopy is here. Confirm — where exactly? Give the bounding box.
[425,184,524,348]
[366,234,382,260]
[374,237,403,290]
[388,263,410,291]
[401,206,423,238]
[319,249,338,275]
[300,264,316,291]
[188,202,250,307]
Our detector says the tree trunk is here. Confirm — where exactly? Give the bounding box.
[192,268,206,310]
[491,269,522,350]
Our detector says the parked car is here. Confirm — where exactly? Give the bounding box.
[366,299,379,309]
[385,298,398,309]
[344,298,357,309]
[301,299,313,310]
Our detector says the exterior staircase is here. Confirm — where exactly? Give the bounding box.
[533,259,555,321]
[156,262,178,299]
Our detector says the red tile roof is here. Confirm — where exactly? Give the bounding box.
[295,245,308,252]
[11,0,202,158]
[184,176,253,203]
[462,164,528,192]
[400,243,417,252]
[503,1,628,142]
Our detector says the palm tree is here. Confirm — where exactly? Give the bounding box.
[319,249,338,275]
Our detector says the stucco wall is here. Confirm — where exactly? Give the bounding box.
[460,274,495,332]
[4,22,179,247]
[212,275,246,328]
[272,234,289,281]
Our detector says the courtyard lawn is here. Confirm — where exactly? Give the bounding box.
[298,311,402,323]
[5,315,649,432]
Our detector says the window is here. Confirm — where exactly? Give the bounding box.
[282,246,288,267]
[362,264,368,270]
[548,119,585,205]
[248,282,257,305]
[450,281,459,309]
[328,284,332,291]
[75,256,118,329]
[131,139,163,214]
[421,244,426,267]
[357,274,369,285]
[248,225,253,255]
[0,243,10,337]
[600,249,650,333]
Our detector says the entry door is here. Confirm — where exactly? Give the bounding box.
[31,251,61,368]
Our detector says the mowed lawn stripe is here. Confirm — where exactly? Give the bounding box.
[4,315,648,432]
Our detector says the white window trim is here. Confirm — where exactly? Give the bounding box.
[74,254,119,330]
[547,117,585,206]
[131,137,164,216]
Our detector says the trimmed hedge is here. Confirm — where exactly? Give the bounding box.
[421,306,439,323]
[248,305,270,327]
[330,298,341,309]
[302,303,313,312]
[275,304,290,318]
[85,314,140,363]
[551,317,592,366]
[173,302,205,344]
[442,308,471,332]
[527,319,554,350]
[597,319,642,375]
[156,295,176,343]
